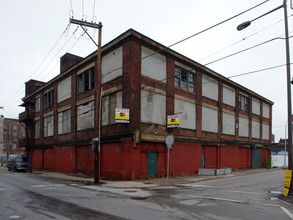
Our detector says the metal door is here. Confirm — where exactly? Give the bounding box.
[252,148,261,169]
[201,154,205,168]
[148,153,157,177]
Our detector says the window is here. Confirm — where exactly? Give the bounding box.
[43,90,54,110]
[239,95,248,111]
[44,115,54,137]
[77,101,94,130]
[35,120,40,139]
[102,91,122,126]
[58,109,71,134]
[77,67,95,94]
[35,97,40,112]
[174,66,195,92]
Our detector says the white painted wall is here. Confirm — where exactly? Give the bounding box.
[174,98,196,130]
[252,119,260,139]
[141,46,166,82]
[223,85,235,107]
[58,76,71,103]
[263,103,270,119]
[262,123,269,140]
[252,99,260,115]
[102,47,123,83]
[202,75,218,101]
[239,116,249,137]
[141,89,166,125]
[222,112,235,135]
[202,106,218,133]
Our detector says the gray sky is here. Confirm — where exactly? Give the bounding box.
[0,0,292,141]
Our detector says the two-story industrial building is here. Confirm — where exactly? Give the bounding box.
[20,29,273,180]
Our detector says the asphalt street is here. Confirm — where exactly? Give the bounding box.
[0,167,293,220]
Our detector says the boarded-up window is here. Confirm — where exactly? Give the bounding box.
[102,47,123,83]
[239,116,248,137]
[202,106,218,133]
[141,46,166,81]
[202,75,218,101]
[141,89,166,125]
[263,103,270,119]
[252,99,260,115]
[44,115,54,137]
[252,119,260,139]
[58,109,71,134]
[58,76,71,103]
[102,91,122,126]
[222,112,235,135]
[77,101,94,130]
[262,123,269,140]
[174,98,196,130]
[223,86,235,107]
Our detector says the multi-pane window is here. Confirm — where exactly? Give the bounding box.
[77,101,94,130]
[35,97,40,112]
[239,95,248,111]
[102,91,122,126]
[44,115,54,137]
[77,67,95,94]
[58,109,71,134]
[174,66,195,92]
[43,90,54,110]
[35,120,40,139]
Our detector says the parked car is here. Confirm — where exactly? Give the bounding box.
[7,154,31,172]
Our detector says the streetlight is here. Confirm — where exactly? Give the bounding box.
[237,0,292,171]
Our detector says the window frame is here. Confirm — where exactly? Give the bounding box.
[77,67,95,95]
[43,90,54,110]
[76,101,95,131]
[174,66,196,92]
[239,94,249,111]
[44,115,54,137]
[35,120,40,139]
[58,109,71,135]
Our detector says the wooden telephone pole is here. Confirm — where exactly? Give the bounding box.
[70,18,102,184]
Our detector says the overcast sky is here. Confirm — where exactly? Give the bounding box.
[0,0,292,141]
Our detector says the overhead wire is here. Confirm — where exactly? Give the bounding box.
[102,0,270,79]
[4,0,270,118]
[0,24,72,107]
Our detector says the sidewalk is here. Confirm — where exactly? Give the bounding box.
[32,167,283,188]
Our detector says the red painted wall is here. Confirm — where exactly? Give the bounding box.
[32,149,43,169]
[43,148,55,170]
[172,143,201,176]
[205,146,217,169]
[76,145,94,175]
[55,146,75,173]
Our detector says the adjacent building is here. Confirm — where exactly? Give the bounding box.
[0,117,25,165]
[19,29,273,179]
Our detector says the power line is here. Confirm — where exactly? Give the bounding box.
[204,36,292,66]
[102,0,270,78]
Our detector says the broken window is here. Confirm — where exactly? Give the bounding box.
[44,115,54,137]
[77,101,94,130]
[174,66,195,92]
[58,109,71,134]
[77,67,95,95]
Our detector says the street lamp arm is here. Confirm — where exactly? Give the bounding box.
[237,4,283,31]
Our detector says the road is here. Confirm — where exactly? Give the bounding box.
[0,167,292,220]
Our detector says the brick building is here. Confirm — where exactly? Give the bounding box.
[20,29,273,179]
[0,117,25,164]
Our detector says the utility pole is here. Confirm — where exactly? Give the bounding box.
[70,18,103,184]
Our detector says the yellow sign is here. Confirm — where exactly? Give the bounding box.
[167,114,180,128]
[283,170,292,197]
[115,108,130,123]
